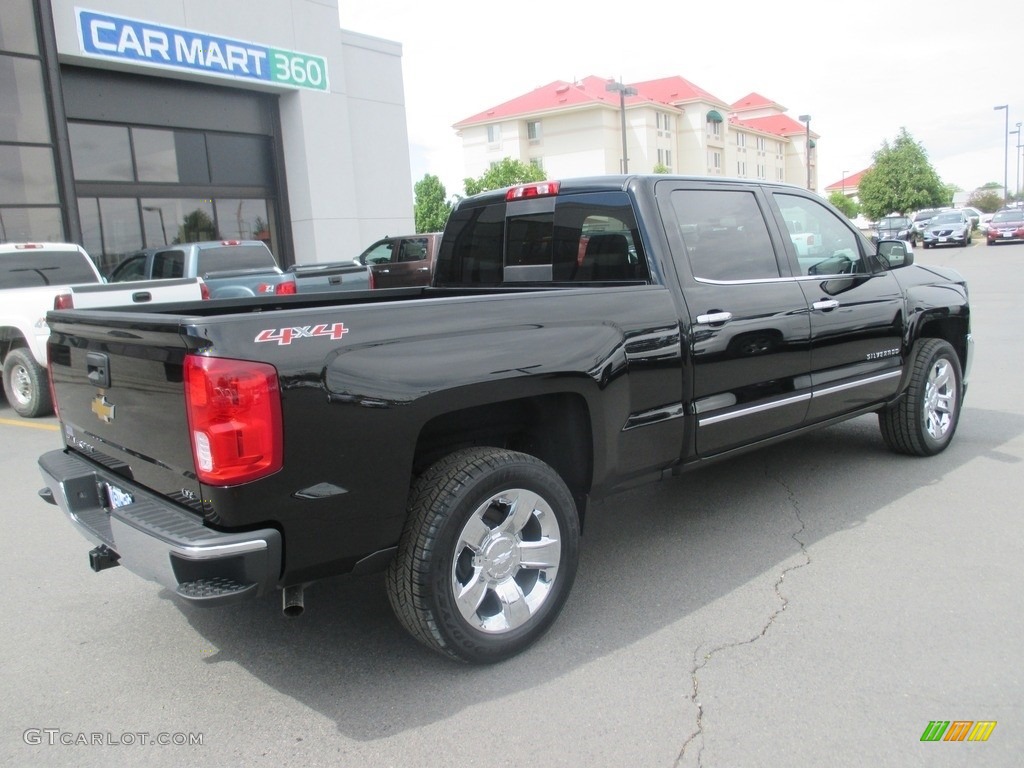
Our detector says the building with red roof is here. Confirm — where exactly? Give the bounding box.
[454,75,818,191]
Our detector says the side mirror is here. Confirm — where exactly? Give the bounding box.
[877,239,914,269]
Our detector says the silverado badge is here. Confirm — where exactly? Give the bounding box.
[91,393,116,423]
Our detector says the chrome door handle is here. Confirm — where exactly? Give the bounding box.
[696,311,733,324]
[417,267,430,272]
[812,299,840,311]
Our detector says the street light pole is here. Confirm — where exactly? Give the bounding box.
[995,105,1009,204]
[1015,122,1023,202]
[606,80,638,174]
[841,169,848,196]
[798,114,812,190]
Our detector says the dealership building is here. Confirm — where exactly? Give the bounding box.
[2,0,414,273]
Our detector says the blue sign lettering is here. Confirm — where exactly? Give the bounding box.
[75,9,327,91]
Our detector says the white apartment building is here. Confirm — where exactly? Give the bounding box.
[454,75,818,192]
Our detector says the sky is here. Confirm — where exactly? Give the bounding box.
[339,0,1023,200]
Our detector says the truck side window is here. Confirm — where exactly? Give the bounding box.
[671,190,779,281]
[398,238,429,262]
[152,250,185,279]
[774,193,863,276]
[108,254,146,282]
[359,241,395,266]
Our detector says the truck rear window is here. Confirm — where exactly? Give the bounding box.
[196,246,278,276]
[435,192,648,285]
[0,250,97,288]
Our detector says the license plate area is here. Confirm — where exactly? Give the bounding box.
[105,482,134,509]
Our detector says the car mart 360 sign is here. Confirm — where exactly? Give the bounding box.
[76,8,329,92]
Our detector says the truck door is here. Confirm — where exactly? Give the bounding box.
[769,191,904,423]
[657,182,812,456]
[373,236,433,289]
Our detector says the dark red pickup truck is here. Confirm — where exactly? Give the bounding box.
[38,176,972,663]
[356,232,441,288]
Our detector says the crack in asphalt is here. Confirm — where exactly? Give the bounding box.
[674,470,811,767]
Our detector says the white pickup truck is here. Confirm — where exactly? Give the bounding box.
[1,242,204,418]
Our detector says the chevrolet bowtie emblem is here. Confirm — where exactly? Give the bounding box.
[91,394,116,423]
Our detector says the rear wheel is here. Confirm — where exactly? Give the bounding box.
[386,447,580,663]
[879,339,962,456]
[2,348,52,418]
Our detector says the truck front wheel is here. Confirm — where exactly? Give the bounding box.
[386,447,580,663]
[2,348,52,418]
[879,339,962,456]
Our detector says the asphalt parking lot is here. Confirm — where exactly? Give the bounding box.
[1,240,1022,767]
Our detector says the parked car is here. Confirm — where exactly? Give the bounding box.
[37,175,972,664]
[871,214,914,243]
[921,210,972,248]
[784,219,821,256]
[355,233,442,289]
[986,209,1024,245]
[911,209,943,240]
[286,260,370,293]
[1,242,102,417]
[959,206,981,229]
[978,213,995,235]
[108,240,295,298]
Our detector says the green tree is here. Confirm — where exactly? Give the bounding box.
[828,191,859,219]
[413,174,452,233]
[857,128,946,220]
[464,157,545,196]
[967,187,1004,213]
[173,208,218,244]
[652,163,671,174]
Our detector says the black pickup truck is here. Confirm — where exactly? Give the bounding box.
[37,176,973,663]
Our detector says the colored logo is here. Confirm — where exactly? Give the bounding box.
[920,721,997,742]
[77,9,329,92]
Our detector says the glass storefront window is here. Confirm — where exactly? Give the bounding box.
[133,128,179,183]
[215,199,270,243]
[207,134,273,186]
[0,207,64,243]
[140,198,217,245]
[69,123,133,181]
[0,145,58,205]
[0,55,51,143]
[0,0,39,56]
[78,197,143,275]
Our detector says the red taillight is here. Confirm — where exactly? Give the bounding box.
[807,235,816,246]
[368,269,376,290]
[183,356,282,486]
[275,280,297,295]
[54,292,74,310]
[199,280,210,300]
[220,240,241,246]
[506,181,560,201]
[15,243,44,249]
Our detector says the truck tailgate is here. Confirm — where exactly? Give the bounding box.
[46,311,204,512]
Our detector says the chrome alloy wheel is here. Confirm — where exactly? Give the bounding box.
[923,356,957,440]
[451,488,561,634]
[8,361,33,406]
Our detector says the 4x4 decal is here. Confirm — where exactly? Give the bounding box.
[255,323,348,345]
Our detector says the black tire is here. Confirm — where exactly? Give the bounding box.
[386,447,580,663]
[2,348,53,418]
[879,339,962,456]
